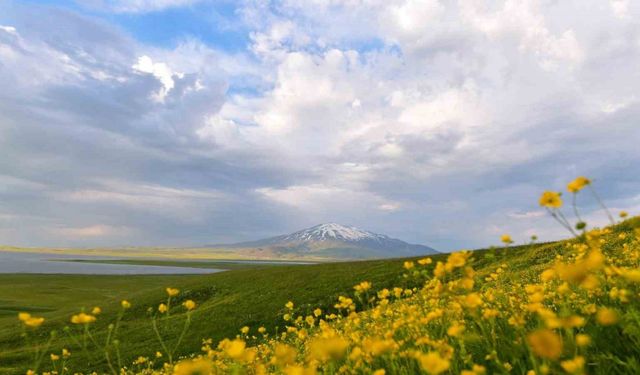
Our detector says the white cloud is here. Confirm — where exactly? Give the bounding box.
[57,180,227,216]
[378,202,401,212]
[507,211,546,219]
[610,0,630,19]
[2,1,640,248]
[460,0,584,70]
[132,55,177,101]
[51,224,131,238]
[80,0,202,13]
[0,25,17,35]
[256,184,401,213]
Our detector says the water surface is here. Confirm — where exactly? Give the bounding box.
[0,251,221,275]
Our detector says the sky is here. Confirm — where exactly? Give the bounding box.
[0,0,639,251]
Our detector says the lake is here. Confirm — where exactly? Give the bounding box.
[0,251,222,275]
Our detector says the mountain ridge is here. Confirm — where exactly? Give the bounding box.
[213,223,437,260]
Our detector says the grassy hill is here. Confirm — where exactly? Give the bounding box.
[0,257,413,373]
[1,217,639,374]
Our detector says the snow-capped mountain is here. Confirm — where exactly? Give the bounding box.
[280,223,391,242]
[224,223,437,260]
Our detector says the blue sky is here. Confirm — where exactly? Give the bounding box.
[0,0,639,251]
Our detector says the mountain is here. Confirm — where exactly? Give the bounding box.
[220,223,437,260]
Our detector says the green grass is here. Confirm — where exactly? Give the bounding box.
[1,217,638,374]
[0,257,425,374]
[60,258,310,270]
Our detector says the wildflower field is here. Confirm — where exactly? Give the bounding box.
[5,179,640,375]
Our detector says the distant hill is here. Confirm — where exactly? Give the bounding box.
[213,223,437,260]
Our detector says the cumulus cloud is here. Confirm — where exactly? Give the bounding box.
[78,0,203,13]
[256,184,401,213]
[1,1,639,249]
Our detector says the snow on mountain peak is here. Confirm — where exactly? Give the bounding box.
[227,222,437,258]
[282,223,387,243]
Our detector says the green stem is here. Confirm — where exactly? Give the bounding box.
[546,208,577,237]
[104,351,118,375]
[152,317,172,364]
[115,342,122,370]
[572,193,584,227]
[105,324,113,347]
[85,329,116,375]
[63,329,81,346]
[556,209,577,236]
[33,333,55,372]
[588,185,615,225]
[172,314,192,357]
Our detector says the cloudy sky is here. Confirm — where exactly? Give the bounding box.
[0,0,638,250]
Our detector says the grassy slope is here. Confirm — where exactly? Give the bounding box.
[61,259,309,270]
[0,246,343,262]
[1,217,637,374]
[0,258,415,373]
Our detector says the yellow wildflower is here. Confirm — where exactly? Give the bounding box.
[596,308,618,325]
[567,177,590,193]
[223,339,246,360]
[622,269,640,282]
[283,365,316,375]
[121,300,131,309]
[575,334,590,347]
[354,281,372,293]
[18,313,45,328]
[173,358,212,375]
[539,191,563,208]
[482,309,499,319]
[183,300,196,311]
[501,234,513,245]
[527,329,563,359]
[362,338,396,356]
[166,287,180,297]
[417,352,450,375]
[447,323,465,337]
[447,251,469,268]
[307,337,349,362]
[91,307,101,315]
[158,303,168,313]
[560,356,585,374]
[71,313,96,325]
[272,343,296,366]
[18,312,31,322]
[305,315,315,326]
[463,293,483,309]
[418,257,433,265]
[133,356,147,365]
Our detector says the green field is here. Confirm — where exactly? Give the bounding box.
[1,217,638,374]
[0,257,414,373]
[60,258,314,270]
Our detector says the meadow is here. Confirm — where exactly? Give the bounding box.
[0,258,410,373]
[4,179,640,375]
